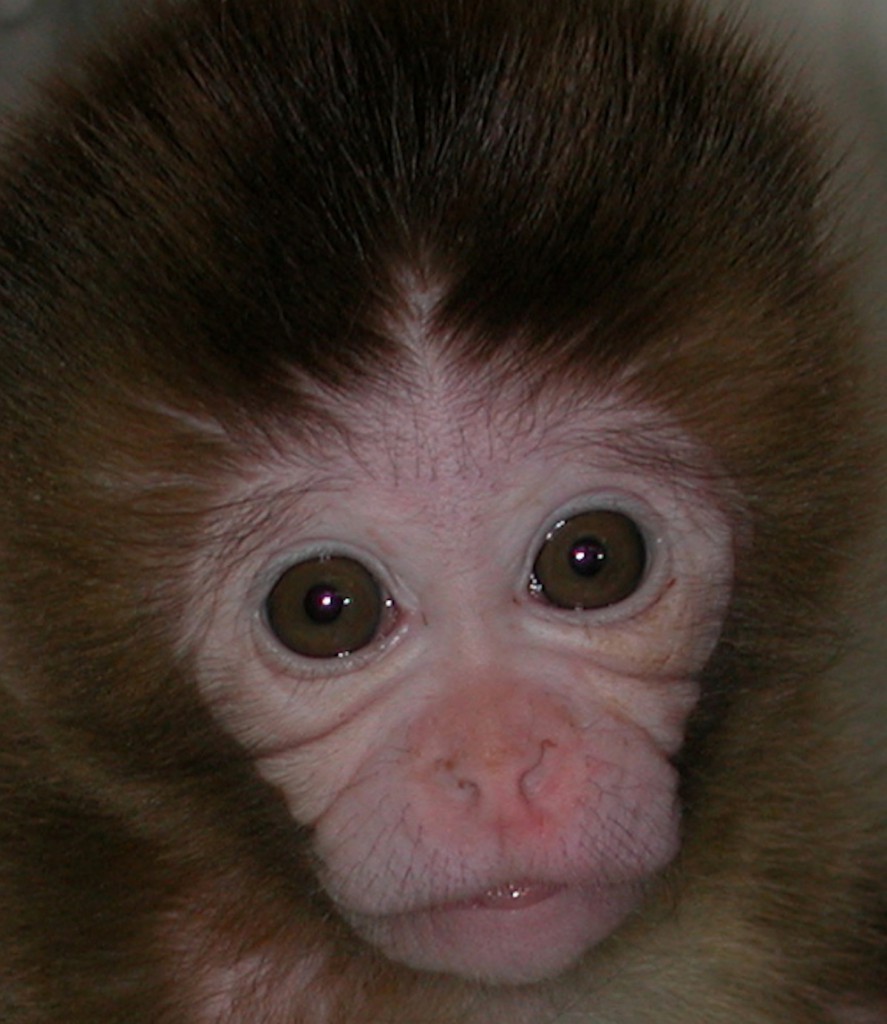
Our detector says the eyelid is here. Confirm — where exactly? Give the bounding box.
[256,540,400,601]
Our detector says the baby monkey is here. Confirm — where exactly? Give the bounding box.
[0,0,884,1021]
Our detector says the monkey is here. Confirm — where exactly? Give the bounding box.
[0,0,884,1020]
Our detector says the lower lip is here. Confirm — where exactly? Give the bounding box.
[409,883,611,983]
[344,881,640,984]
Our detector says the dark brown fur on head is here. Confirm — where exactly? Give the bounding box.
[0,0,883,1021]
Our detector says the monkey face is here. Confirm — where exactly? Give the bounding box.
[184,380,733,984]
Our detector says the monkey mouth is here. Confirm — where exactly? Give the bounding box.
[343,879,639,985]
[462,880,563,911]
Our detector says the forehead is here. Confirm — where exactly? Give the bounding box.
[230,271,674,490]
[321,381,583,483]
[247,365,702,510]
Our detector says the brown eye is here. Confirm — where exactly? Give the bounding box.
[265,555,387,659]
[531,510,647,611]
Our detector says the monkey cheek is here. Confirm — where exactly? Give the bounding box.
[341,883,644,985]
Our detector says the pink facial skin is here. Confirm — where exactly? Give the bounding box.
[189,381,734,986]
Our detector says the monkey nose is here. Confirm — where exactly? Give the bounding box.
[430,736,558,805]
[409,699,586,831]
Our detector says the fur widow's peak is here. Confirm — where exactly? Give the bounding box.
[0,0,883,1021]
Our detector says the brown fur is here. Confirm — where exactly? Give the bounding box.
[0,0,883,1021]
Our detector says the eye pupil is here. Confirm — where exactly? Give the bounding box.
[569,538,607,576]
[304,584,349,624]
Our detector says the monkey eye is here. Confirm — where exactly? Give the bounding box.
[264,555,391,659]
[529,510,647,611]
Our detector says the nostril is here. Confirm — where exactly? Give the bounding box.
[457,778,480,802]
[433,757,480,804]
[519,739,559,800]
